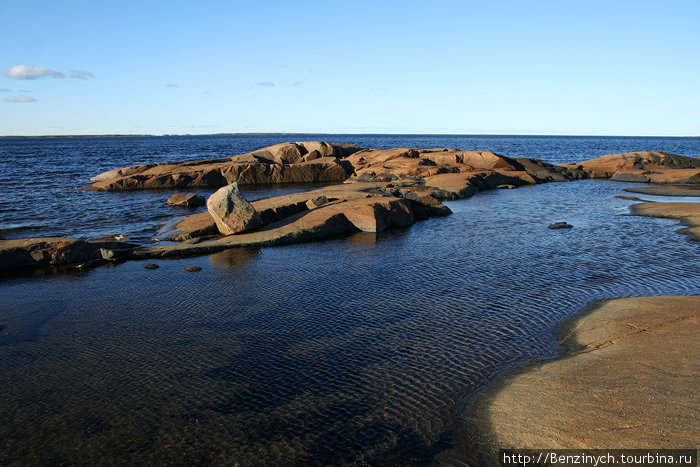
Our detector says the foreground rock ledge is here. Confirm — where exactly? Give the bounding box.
[465,295,700,462]
[632,202,700,241]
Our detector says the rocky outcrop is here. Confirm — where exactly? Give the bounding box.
[163,182,451,242]
[344,148,584,185]
[132,191,448,259]
[3,142,692,272]
[560,151,700,184]
[0,238,100,270]
[0,237,141,271]
[166,193,205,208]
[206,183,263,235]
[88,142,360,191]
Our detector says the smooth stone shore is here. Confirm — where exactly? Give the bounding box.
[624,185,700,197]
[631,202,700,241]
[465,295,700,462]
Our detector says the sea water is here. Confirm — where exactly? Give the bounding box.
[0,135,699,464]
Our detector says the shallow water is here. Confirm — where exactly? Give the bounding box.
[1,174,699,464]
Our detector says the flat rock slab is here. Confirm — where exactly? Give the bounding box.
[472,296,700,455]
[632,202,700,241]
[624,185,700,197]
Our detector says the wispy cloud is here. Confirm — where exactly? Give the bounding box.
[166,83,179,88]
[256,81,274,87]
[0,88,11,92]
[68,70,95,80]
[2,65,65,80]
[291,81,302,87]
[4,95,37,103]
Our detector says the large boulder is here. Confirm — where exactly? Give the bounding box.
[206,183,263,235]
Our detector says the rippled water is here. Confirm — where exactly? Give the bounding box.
[1,136,700,464]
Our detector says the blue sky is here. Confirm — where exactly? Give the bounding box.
[1,0,699,136]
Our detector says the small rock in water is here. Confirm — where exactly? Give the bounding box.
[144,263,160,269]
[548,222,573,229]
[167,193,206,208]
[184,266,202,272]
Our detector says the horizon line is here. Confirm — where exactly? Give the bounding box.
[1,132,699,139]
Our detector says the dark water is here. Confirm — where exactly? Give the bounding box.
[1,135,699,465]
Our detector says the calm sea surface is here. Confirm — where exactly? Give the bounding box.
[1,135,699,464]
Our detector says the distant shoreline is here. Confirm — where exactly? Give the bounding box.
[1,133,699,139]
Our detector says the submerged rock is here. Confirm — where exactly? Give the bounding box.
[206,183,263,235]
[144,263,159,269]
[184,266,202,272]
[548,222,573,229]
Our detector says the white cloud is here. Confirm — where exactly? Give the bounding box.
[68,70,95,80]
[0,88,11,92]
[4,95,37,103]
[2,65,65,80]
[256,81,274,87]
